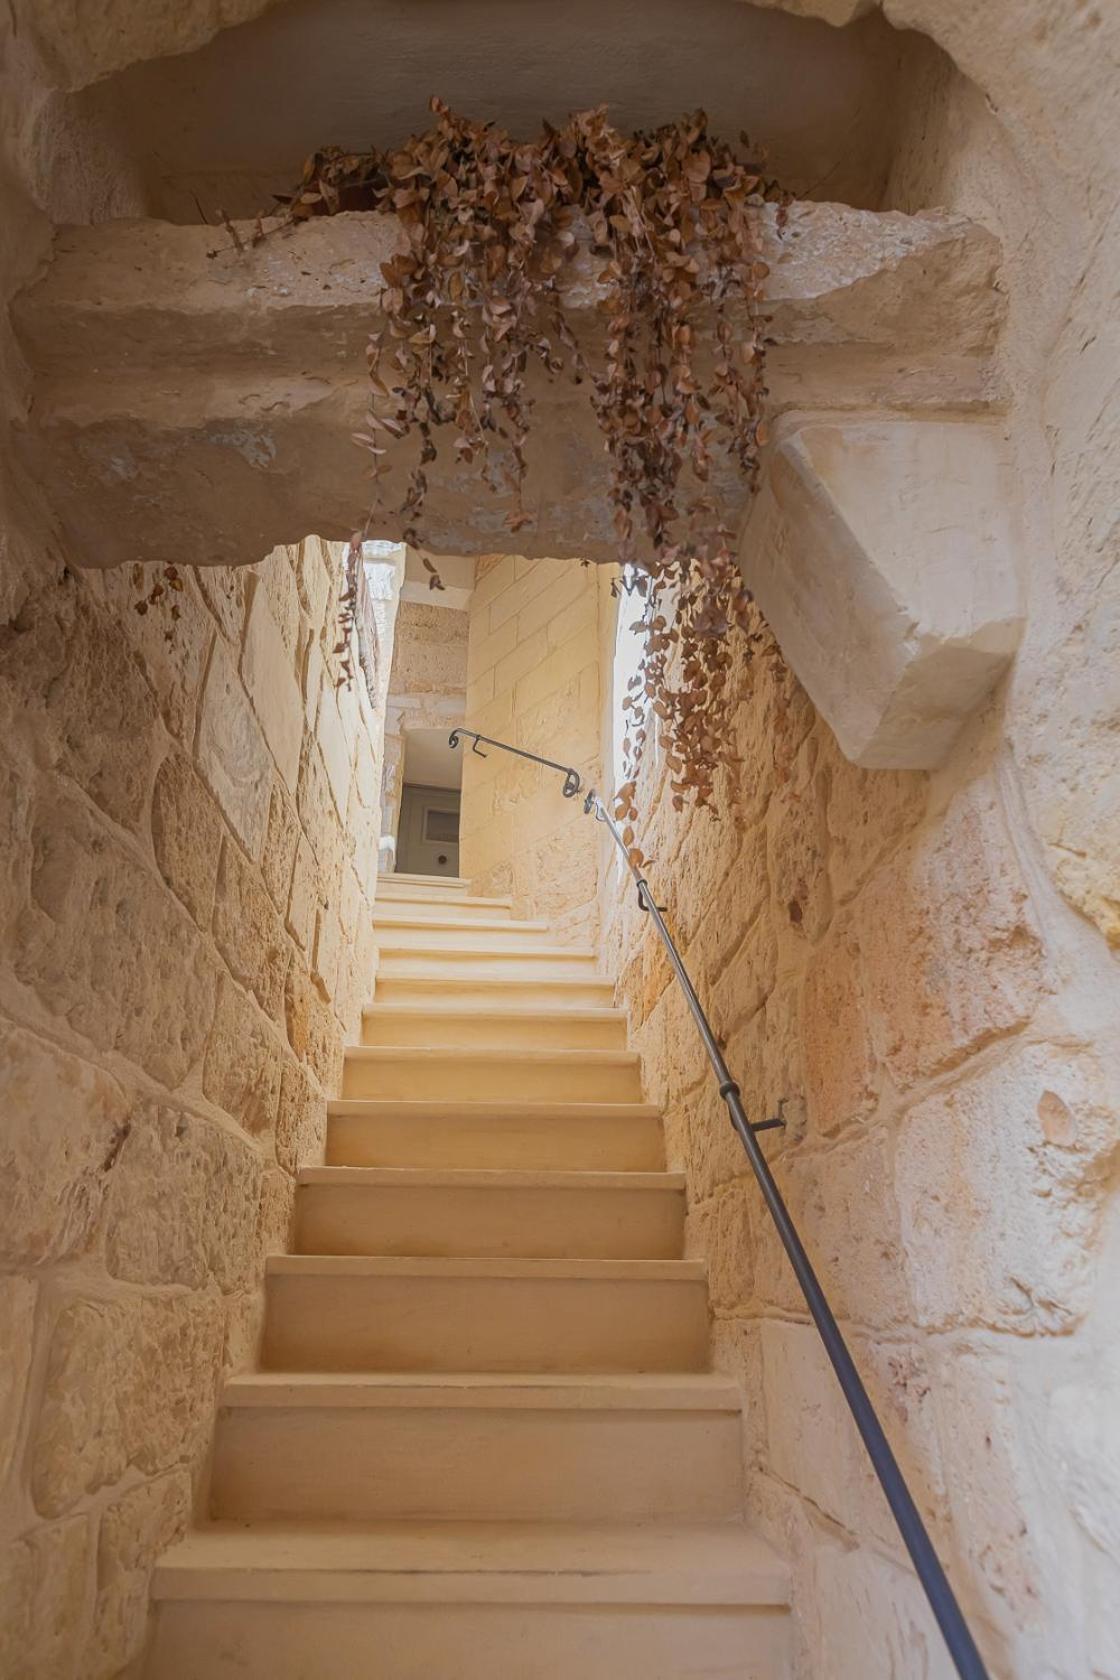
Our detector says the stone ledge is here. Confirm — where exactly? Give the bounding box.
[12,202,1003,570]
[740,417,1024,768]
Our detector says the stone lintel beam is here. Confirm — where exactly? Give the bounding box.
[739,418,1024,769]
[12,203,1004,571]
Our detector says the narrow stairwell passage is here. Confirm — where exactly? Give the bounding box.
[148,873,790,1678]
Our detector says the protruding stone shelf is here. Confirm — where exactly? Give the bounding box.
[13,202,1003,571]
[740,417,1024,768]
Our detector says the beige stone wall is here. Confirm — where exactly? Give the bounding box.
[0,47,388,1673]
[390,599,468,702]
[3,4,1118,1677]
[603,597,1118,1679]
[381,597,469,857]
[460,555,602,941]
[0,535,386,1678]
[600,13,1120,1675]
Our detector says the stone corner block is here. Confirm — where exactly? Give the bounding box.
[740,417,1025,770]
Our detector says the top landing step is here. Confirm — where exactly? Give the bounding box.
[381,872,470,888]
[378,873,474,896]
[377,875,515,916]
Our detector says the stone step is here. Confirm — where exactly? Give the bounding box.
[209,1373,742,1523]
[325,1099,665,1172]
[374,895,515,923]
[340,1044,643,1105]
[370,973,617,1011]
[149,1522,791,1679]
[373,915,552,949]
[378,872,471,894]
[262,1256,709,1373]
[361,1002,629,1052]
[375,944,602,982]
[293,1167,685,1259]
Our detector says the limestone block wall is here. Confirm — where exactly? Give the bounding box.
[390,598,469,702]
[381,597,469,856]
[0,534,386,1679]
[599,10,1120,1677]
[2,5,1117,1678]
[460,555,603,941]
[602,608,1118,1680]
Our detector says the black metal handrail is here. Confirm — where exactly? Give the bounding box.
[448,728,583,799]
[448,727,992,1680]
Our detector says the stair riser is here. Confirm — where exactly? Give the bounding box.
[211,1407,741,1522]
[377,952,600,981]
[377,875,468,894]
[294,1184,684,1259]
[326,1113,665,1172]
[371,977,616,1010]
[263,1273,709,1373]
[341,1055,642,1105]
[361,1013,627,1051]
[375,901,513,923]
[375,926,548,952]
[150,1603,790,1680]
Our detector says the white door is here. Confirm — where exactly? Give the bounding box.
[397,784,461,876]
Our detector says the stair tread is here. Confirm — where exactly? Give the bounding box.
[375,973,613,990]
[364,1003,625,1022]
[374,913,546,931]
[267,1255,705,1280]
[379,900,514,914]
[376,947,600,965]
[344,1044,639,1065]
[377,892,511,908]
[297,1166,683,1191]
[379,873,471,888]
[328,1098,661,1118]
[220,1372,739,1409]
[153,1520,789,1605]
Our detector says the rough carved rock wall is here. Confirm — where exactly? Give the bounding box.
[0,2,1117,1677]
[601,7,1120,1672]
[0,533,386,1678]
[602,611,1118,1680]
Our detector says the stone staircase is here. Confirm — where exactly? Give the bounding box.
[148,873,790,1678]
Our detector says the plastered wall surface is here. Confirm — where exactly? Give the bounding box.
[460,555,603,942]
[0,532,387,1678]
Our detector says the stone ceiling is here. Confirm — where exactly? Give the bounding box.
[62,0,916,221]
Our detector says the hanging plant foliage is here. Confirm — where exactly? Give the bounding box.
[283,99,784,810]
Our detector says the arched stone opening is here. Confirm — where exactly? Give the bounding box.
[0,4,1117,1678]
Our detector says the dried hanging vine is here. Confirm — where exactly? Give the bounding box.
[131,562,185,640]
[335,537,362,690]
[283,100,784,813]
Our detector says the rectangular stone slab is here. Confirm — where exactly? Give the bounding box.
[12,201,1003,569]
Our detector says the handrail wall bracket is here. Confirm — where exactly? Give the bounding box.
[449,729,582,799]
